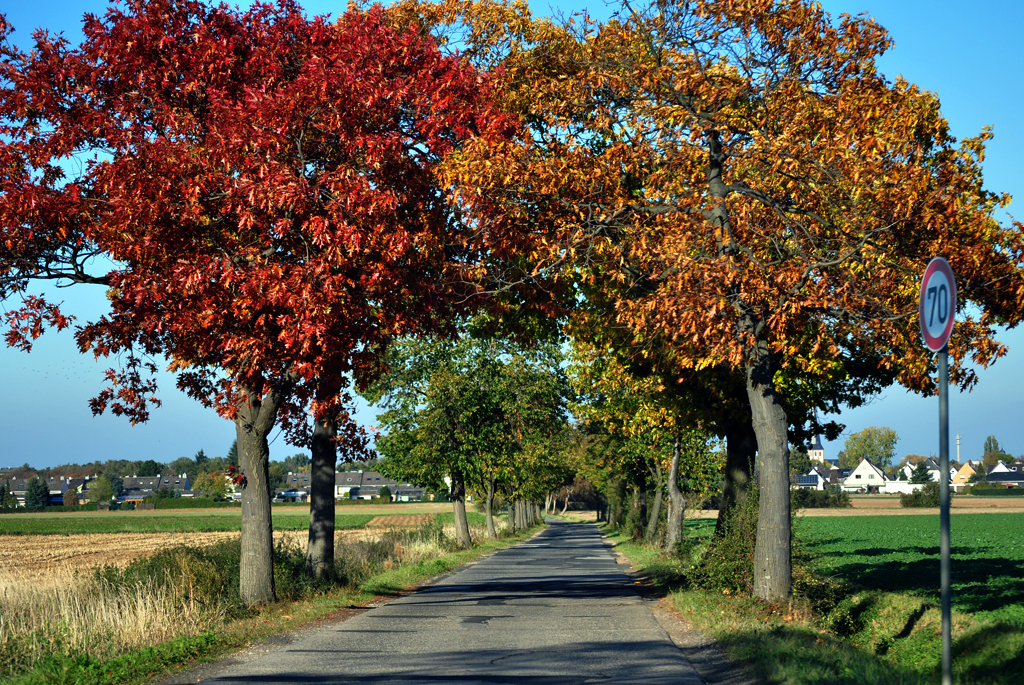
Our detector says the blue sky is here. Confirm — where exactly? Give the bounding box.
[1,0,1021,469]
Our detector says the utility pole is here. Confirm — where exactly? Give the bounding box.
[956,425,961,465]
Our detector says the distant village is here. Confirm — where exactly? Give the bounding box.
[792,435,1024,494]
[2,432,1022,510]
[0,448,427,509]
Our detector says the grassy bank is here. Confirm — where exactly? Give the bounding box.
[0,517,539,685]
[606,519,1024,685]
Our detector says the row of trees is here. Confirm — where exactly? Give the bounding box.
[364,333,573,545]
[3,0,1023,603]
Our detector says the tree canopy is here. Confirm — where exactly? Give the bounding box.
[24,477,49,511]
[411,0,1024,599]
[839,427,899,469]
[364,333,570,544]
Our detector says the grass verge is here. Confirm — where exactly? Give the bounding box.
[604,522,1024,685]
[0,518,540,685]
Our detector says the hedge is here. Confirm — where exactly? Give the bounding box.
[43,503,99,512]
[966,487,1024,497]
[151,497,239,509]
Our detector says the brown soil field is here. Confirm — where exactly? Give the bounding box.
[848,496,1024,509]
[0,528,379,585]
[366,515,432,527]
[686,502,1024,519]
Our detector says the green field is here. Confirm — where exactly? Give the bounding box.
[798,513,1024,625]
[0,509,381,535]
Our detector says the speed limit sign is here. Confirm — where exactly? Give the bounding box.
[919,257,956,351]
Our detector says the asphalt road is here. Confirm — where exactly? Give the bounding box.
[200,519,705,684]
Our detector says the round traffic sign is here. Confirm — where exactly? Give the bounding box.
[919,257,956,351]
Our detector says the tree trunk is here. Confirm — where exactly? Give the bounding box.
[646,462,664,543]
[665,433,686,552]
[236,385,284,606]
[545,492,554,514]
[450,471,473,549]
[716,414,757,535]
[703,128,790,600]
[746,348,792,601]
[484,479,497,540]
[507,498,516,535]
[306,409,337,578]
[560,488,572,515]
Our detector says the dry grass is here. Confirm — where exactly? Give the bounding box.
[0,532,237,583]
[557,510,599,522]
[0,560,225,677]
[0,529,386,585]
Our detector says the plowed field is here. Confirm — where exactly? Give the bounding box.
[366,515,432,527]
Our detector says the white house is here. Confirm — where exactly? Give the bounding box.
[793,467,829,491]
[987,460,1024,475]
[842,459,888,492]
[883,480,922,495]
[899,458,944,483]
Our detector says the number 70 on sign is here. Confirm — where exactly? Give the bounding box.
[919,257,957,352]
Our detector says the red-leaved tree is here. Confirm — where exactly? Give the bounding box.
[0,0,515,603]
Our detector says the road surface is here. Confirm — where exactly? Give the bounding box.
[198,520,707,684]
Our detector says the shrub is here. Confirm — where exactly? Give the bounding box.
[153,497,238,509]
[44,502,99,512]
[604,478,627,529]
[689,486,759,593]
[622,489,649,541]
[95,540,245,612]
[900,482,940,507]
[967,484,1024,496]
[791,484,851,509]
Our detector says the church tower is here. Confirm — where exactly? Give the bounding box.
[808,436,827,465]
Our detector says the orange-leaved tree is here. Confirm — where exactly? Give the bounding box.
[425,0,1024,600]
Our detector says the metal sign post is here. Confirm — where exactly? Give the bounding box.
[919,257,956,685]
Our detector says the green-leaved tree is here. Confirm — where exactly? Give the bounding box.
[24,477,50,511]
[87,477,114,505]
[0,482,18,509]
[364,334,569,545]
[909,461,933,484]
[789,449,813,476]
[839,427,899,469]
